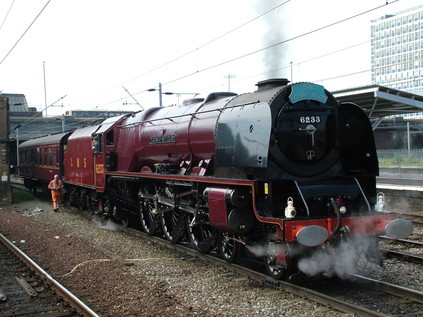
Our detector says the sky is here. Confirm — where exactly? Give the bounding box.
[0,0,422,117]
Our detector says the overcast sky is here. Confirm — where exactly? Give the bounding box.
[0,0,421,116]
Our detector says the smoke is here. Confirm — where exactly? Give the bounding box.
[386,194,411,214]
[245,243,275,257]
[297,236,373,279]
[245,237,303,258]
[245,235,378,279]
[255,1,290,79]
[93,218,119,231]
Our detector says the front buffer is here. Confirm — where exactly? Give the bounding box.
[270,214,414,279]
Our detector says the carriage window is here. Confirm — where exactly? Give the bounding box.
[106,130,114,146]
[48,148,52,166]
[54,148,58,167]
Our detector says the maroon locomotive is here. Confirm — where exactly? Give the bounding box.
[19,79,413,279]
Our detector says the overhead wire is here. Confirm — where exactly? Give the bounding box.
[0,0,52,66]
[15,1,400,135]
[123,0,292,86]
[313,69,371,84]
[0,0,15,33]
[100,37,372,108]
[158,1,398,88]
[13,1,396,113]
[85,0,292,110]
[231,40,371,87]
[106,0,396,105]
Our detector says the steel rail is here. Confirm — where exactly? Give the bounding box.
[380,247,423,264]
[351,274,423,304]
[400,213,423,221]
[0,233,99,317]
[379,236,423,247]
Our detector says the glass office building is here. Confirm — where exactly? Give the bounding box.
[371,5,423,95]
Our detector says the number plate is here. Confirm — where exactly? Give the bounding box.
[299,116,321,124]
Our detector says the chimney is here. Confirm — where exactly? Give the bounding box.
[256,78,290,91]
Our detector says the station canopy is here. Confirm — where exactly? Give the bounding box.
[333,85,423,121]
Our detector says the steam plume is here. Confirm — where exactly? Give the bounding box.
[255,1,290,79]
[298,237,373,279]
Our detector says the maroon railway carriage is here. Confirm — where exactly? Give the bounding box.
[19,132,70,193]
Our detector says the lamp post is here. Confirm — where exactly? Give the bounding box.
[223,74,236,91]
[14,124,21,175]
[43,61,47,117]
[148,84,199,107]
[147,83,163,107]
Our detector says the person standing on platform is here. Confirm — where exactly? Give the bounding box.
[48,174,63,212]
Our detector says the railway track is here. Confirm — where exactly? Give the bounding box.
[378,235,423,264]
[293,271,423,316]
[8,181,423,315]
[120,225,423,317]
[351,274,423,304]
[379,247,423,264]
[380,236,423,247]
[400,213,423,225]
[0,233,99,317]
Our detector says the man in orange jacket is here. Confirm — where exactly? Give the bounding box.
[48,174,63,212]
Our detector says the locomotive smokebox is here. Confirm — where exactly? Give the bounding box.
[256,78,289,91]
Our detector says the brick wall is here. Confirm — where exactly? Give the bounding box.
[0,96,12,205]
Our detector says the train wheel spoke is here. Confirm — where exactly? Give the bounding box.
[160,208,185,244]
[219,232,240,263]
[186,213,217,253]
[139,198,158,235]
[263,242,291,280]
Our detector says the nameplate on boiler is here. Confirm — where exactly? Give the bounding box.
[289,83,328,104]
[149,135,176,144]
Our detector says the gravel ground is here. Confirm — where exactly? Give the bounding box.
[0,199,356,317]
[1,198,422,316]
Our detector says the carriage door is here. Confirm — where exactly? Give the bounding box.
[93,133,106,190]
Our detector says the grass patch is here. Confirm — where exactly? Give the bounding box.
[12,189,36,203]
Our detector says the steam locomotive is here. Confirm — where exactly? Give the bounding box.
[19,78,413,279]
